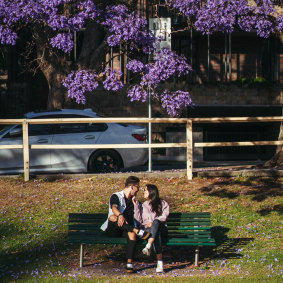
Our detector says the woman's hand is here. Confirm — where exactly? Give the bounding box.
[132,196,139,206]
[146,222,152,228]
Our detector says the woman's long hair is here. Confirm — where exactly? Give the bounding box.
[146,184,162,216]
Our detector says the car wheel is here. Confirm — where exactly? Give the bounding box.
[88,150,122,173]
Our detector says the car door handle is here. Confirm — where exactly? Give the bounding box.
[84,135,95,140]
[37,139,49,143]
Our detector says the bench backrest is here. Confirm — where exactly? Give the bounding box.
[68,212,213,242]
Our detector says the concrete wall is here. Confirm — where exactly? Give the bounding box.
[84,83,283,118]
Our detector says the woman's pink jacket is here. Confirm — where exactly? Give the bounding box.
[134,200,170,228]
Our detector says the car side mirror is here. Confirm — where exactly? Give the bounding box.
[9,128,23,137]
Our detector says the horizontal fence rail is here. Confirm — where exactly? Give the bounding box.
[0,116,282,181]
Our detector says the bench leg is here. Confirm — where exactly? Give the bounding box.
[80,244,84,268]
[195,246,199,267]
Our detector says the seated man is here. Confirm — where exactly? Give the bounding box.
[101,176,149,273]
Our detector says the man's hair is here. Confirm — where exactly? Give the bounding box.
[125,176,140,187]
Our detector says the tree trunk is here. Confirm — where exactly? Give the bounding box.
[264,35,283,168]
[34,25,74,110]
[30,1,140,109]
[77,22,107,70]
[45,69,75,110]
[264,122,283,167]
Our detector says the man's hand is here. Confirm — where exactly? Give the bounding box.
[146,222,152,228]
[117,214,126,227]
[112,205,125,227]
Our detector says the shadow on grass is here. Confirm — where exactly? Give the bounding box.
[257,204,283,215]
[0,221,68,282]
[199,177,282,204]
[210,226,254,261]
[80,225,252,273]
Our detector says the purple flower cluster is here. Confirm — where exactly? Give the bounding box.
[62,68,124,103]
[47,0,100,31]
[50,33,73,53]
[103,5,157,54]
[102,68,124,91]
[195,0,237,34]
[140,49,192,87]
[128,85,148,103]
[127,48,193,116]
[0,0,100,50]
[166,0,282,37]
[236,0,281,38]
[0,26,17,45]
[237,0,257,32]
[62,70,99,104]
[166,0,200,18]
[126,60,145,73]
[160,90,194,116]
[253,1,279,38]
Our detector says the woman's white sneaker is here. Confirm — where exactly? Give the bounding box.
[142,246,151,256]
[156,263,164,273]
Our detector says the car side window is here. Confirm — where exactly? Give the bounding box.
[54,115,107,134]
[2,125,22,138]
[56,123,107,134]
[3,124,54,138]
[28,115,55,136]
[28,124,54,136]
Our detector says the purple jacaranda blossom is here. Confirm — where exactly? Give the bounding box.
[103,68,124,91]
[127,48,193,116]
[0,26,17,45]
[128,85,148,103]
[126,60,145,73]
[103,5,157,54]
[160,90,194,117]
[165,0,200,18]
[0,0,100,51]
[50,33,73,53]
[62,70,99,104]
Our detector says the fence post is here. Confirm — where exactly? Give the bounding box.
[186,119,193,180]
[22,120,30,182]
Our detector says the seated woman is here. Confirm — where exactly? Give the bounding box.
[133,184,170,273]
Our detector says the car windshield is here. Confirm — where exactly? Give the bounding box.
[0,125,14,136]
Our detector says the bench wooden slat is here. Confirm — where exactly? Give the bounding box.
[68,235,215,245]
[68,230,213,239]
[69,213,211,219]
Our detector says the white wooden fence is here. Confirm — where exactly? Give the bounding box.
[0,116,282,181]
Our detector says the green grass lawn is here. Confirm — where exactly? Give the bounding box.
[0,175,282,282]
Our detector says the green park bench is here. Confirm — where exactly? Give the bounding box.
[68,212,216,268]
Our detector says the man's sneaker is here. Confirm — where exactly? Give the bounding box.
[142,246,151,256]
[137,229,150,240]
[126,263,134,273]
[156,264,164,273]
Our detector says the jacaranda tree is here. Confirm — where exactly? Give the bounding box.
[0,0,282,165]
[0,0,282,115]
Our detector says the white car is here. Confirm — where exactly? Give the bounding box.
[0,109,148,174]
